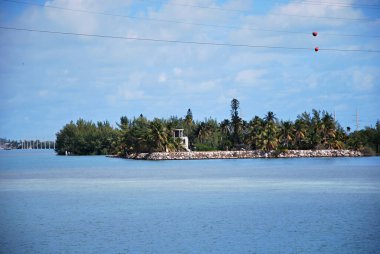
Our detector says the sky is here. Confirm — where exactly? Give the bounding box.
[0,0,379,140]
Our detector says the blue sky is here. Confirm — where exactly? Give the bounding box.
[0,0,379,140]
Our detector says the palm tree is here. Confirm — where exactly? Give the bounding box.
[294,120,306,149]
[260,127,279,151]
[279,121,295,149]
[293,112,311,149]
[196,122,211,144]
[321,112,337,149]
[219,119,231,150]
[220,119,231,136]
[261,112,279,151]
[148,119,168,152]
[310,109,323,148]
[246,116,263,150]
[264,111,277,123]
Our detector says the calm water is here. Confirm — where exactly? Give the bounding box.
[0,150,379,254]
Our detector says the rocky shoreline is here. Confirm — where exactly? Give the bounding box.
[124,149,362,160]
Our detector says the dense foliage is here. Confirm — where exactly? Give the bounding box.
[55,99,380,155]
[55,119,117,155]
[0,138,20,149]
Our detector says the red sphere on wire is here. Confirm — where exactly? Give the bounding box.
[312,32,318,37]
[315,47,319,52]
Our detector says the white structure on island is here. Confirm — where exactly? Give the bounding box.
[173,129,190,152]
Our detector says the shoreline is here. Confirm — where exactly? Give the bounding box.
[121,149,363,160]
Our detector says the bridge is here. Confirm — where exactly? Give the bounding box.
[0,139,56,150]
[20,140,55,150]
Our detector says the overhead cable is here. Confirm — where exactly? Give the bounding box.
[2,0,379,38]
[1,26,379,53]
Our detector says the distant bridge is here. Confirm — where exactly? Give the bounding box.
[20,140,55,150]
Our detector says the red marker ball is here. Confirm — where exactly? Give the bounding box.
[312,32,318,37]
[315,47,319,52]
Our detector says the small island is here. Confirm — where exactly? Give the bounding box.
[55,99,379,159]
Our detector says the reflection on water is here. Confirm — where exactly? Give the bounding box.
[1,150,380,253]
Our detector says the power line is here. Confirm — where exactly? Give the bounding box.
[2,0,379,38]
[1,26,380,53]
[136,0,379,22]
[271,0,380,9]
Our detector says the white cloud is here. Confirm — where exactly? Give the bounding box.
[196,80,218,92]
[37,90,49,97]
[235,69,267,86]
[122,89,146,100]
[126,72,144,87]
[114,73,149,102]
[44,0,99,34]
[352,70,374,91]
[270,0,364,27]
[158,73,167,83]
[173,67,182,76]
[43,0,134,34]
[1,0,379,139]
[173,79,220,94]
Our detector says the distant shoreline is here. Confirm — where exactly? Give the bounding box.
[117,150,363,160]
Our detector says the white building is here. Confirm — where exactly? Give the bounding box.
[173,129,190,151]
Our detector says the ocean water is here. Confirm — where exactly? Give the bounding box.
[0,150,379,254]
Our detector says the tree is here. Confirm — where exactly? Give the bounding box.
[219,119,232,150]
[347,122,380,155]
[185,109,193,127]
[55,121,77,155]
[246,116,263,150]
[127,115,150,153]
[310,109,323,148]
[230,98,243,146]
[264,111,276,123]
[279,121,295,149]
[184,109,195,147]
[147,118,168,152]
[294,119,306,149]
[55,102,371,155]
[97,121,118,155]
[194,118,221,151]
[260,112,279,151]
[320,112,337,149]
[116,116,131,155]
[55,119,118,155]
[294,112,311,149]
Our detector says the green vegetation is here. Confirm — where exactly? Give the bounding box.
[0,138,20,149]
[346,122,380,155]
[55,99,380,156]
[55,119,117,155]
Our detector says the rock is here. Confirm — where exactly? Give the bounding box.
[124,149,362,160]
